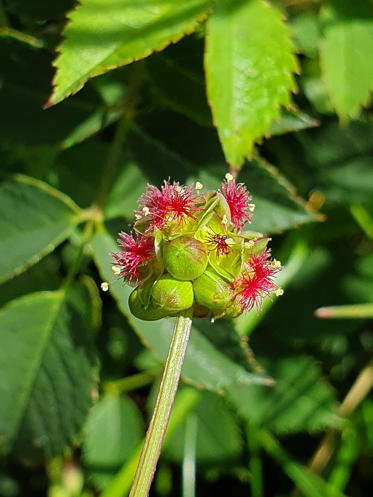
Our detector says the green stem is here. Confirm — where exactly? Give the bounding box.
[129,313,193,497]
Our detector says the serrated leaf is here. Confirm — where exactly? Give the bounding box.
[205,0,298,168]
[227,356,340,434]
[0,175,82,283]
[90,227,270,394]
[82,394,144,489]
[164,390,241,464]
[49,0,211,106]
[320,0,373,120]
[0,289,94,462]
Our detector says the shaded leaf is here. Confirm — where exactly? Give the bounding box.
[0,289,94,462]
[269,109,319,136]
[227,356,340,434]
[320,0,373,120]
[0,41,120,148]
[164,390,241,465]
[49,0,211,105]
[205,0,298,167]
[146,43,211,127]
[82,394,144,489]
[188,160,319,234]
[90,227,270,394]
[104,161,147,220]
[0,175,81,283]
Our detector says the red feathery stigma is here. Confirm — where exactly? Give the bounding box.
[207,233,231,256]
[220,179,253,231]
[233,249,280,312]
[137,179,202,228]
[112,232,155,284]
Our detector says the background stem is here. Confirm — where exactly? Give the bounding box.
[129,313,193,497]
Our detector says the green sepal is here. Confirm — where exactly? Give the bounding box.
[163,236,208,280]
[151,275,194,313]
[214,300,243,320]
[129,285,169,321]
[193,267,234,314]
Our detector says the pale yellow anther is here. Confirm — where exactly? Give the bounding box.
[142,207,150,216]
[248,203,256,212]
[175,185,183,193]
[101,282,109,292]
[222,214,228,225]
[195,181,203,190]
[275,288,284,297]
[135,213,142,220]
[111,265,121,276]
[225,173,234,181]
[244,240,255,248]
[271,259,282,268]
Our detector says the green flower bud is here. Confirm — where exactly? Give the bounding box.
[129,285,169,321]
[193,268,234,314]
[193,303,210,319]
[214,300,242,320]
[163,236,208,280]
[152,275,194,313]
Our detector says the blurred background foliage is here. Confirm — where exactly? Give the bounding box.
[0,0,372,496]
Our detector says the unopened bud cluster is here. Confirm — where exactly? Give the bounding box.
[111,175,283,321]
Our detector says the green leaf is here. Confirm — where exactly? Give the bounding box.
[320,0,373,120]
[0,41,121,148]
[227,356,340,434]
[0,289,94,462]
[164,390,241,465]
[188,160,319,234]
[104,161,147,220]
[269,109,319,136]
[82,394,144,489]
[0,175,82,283]
[146,44,212,127]
[292,12,321,58]
[49,0,211,106]
[90,227,270,394]
[205,0,298,168]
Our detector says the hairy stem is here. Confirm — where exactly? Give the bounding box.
[129,313,193,497]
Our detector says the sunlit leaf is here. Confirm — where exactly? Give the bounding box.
[320,0,373,120]
[49,0,211,105]
[205,0,298,167]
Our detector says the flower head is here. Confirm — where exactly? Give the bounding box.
[233,249,281,312]
[111,177,282,321]
[220,178,253,231]
[111,232,155,284]
[137,179,202,229]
